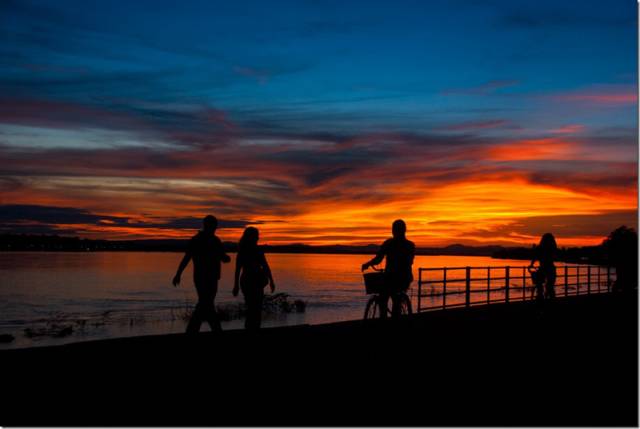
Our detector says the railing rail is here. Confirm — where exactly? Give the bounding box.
[416,264,616,312]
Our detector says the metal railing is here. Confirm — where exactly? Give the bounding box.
[416,265,616,312]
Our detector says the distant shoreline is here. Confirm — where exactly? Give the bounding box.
[0,248,510,257]
[0,246,509,258]
[0,233,608,264]
[0,233,505,255]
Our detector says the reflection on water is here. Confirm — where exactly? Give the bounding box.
[0,252,531,349]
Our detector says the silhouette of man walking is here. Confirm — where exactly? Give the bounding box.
[173,215,231,333]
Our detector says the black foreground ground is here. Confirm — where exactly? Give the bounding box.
[2,292,637,426]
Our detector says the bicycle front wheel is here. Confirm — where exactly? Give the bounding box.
[364,296,382,319]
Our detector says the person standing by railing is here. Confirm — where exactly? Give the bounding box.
[361,219,415,318]
[529,233,557,302]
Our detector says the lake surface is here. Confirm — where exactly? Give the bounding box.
[0,252,540,349]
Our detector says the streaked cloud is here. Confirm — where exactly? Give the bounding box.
[0,0,636,246]
[439,120,514,131]
[549,85,638,106]
[442,80,520,96]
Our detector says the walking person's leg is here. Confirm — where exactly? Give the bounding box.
[186,302,203,334]
[191,282,220,333]
[200,301,220,332]
[204,284,222,332]
[254,289,264,329]
[243,289,255,329]
[545,271,556,300]
[187,282,209,333]
[244,288,264,330]
[203,302,221,332]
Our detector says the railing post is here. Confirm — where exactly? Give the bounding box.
[465,266,471,307]
[418,268,422,312]
[522,267,526,301]
[564,266,568,297]
[487,267,491,304]
[587,266,591,294]
[576,266,580,295]
[443,268,447,309]
[597,266,601,292]
[505,266,510,303]
[607,266,611,292]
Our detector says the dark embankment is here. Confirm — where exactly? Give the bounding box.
[2,293,637,426]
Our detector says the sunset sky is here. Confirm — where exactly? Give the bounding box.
[0,0,637,246]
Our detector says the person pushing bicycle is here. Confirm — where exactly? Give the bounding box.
[361,219,415,318]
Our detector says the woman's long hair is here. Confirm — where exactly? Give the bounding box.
[239,227,259,252]
[538,232,557,256]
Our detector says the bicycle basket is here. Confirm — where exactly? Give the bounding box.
[363,271,385,294]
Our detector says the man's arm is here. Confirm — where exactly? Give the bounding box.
[362,242,387,271]
[172,251,192,287]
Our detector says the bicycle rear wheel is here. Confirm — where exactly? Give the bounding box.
[398,293,413,315]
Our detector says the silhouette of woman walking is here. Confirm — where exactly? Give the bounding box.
[233,227,275,330]
[529,232,557,302]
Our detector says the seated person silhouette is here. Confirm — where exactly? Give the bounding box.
[361,219,415,318]
[172,215,231,333]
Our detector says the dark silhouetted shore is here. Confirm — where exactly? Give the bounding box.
[2,292,636,426]
[0,233,614,264]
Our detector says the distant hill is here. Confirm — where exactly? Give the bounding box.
[0,233,502,256]
[0,233,609,264]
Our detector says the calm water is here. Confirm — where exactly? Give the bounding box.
[0,252,534,349]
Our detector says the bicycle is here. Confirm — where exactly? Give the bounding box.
[528,265,544,300]
[362,266,413,319]
[528,264,556,301]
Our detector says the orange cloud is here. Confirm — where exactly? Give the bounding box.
[551,87,637,106]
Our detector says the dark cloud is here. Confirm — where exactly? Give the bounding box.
[0,204,127,225]
[472,211,638,241]
[510,158,638,192]
[0,97,240,150]
[0,97,154,135]
[0,204,262,234]
[159,217,263,230]
[439,120,515,131]
[0,224,79,235]
[0,146,198,175]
